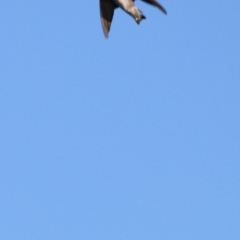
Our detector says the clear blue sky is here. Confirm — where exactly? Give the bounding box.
[1,1,240,239]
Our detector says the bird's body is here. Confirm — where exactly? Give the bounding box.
[113,0,145,23]
[100,0,167,38]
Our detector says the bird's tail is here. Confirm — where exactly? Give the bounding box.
[128,6,146,24]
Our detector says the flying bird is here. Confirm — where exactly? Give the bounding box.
[100,0,167,38]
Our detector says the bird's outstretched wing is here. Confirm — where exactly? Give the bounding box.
[100,0,118,38]
[141,0,167,14]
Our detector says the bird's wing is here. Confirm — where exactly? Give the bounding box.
[100,0,118,38]
[141,0,167,14]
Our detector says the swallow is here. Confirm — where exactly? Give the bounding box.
[100,0,167,38]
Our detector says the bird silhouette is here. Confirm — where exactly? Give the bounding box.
[100,0,167,38]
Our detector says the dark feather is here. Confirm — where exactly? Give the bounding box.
[100,0,118,38]
[141,0,167,14]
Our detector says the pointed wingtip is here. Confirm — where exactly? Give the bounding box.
[103,27,109,38]
[100,18,110,38]
[159,6,167,15]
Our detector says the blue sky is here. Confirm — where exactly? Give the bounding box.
[1,0,240,239]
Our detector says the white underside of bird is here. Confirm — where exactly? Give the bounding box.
[100,0,167,38]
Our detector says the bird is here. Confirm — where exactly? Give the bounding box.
[100,0,167,38]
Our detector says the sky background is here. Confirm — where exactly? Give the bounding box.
[1,0,240,239]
